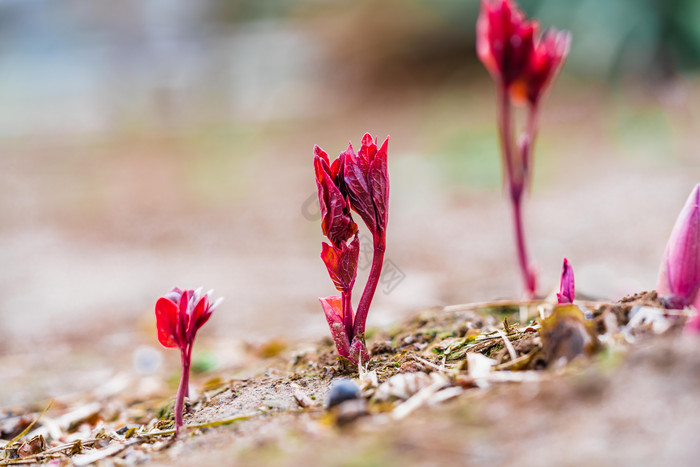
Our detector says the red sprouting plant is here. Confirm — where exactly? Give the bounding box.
[557,258,575,304]
[155,287,223,435]
[314,134,389,365]
[477,0,571,298]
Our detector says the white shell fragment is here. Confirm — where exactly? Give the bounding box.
[373,372,450,402]
[624,306,676,341]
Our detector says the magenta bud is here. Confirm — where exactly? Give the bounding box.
[556,257,574,304]
[657,184,700,310]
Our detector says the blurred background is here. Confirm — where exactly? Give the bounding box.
[1,0,699,402]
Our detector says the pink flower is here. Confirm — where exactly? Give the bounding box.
[657,184,700,310]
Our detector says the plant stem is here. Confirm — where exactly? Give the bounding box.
[175,347,191,436]
[497,85,516,190]
[353,232,386,339]
[522,103,539,190]
[511,193,536,298]
[341,290,354,342]
[498,84,536,298]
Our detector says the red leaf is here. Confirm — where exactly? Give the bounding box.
[321,236,359,292]
[315,148,357,246]
[477,0,537,87]
[321,242,342,290]
[369,137,389,230]
[189,295,209,340]
[522,28,571,104]
[359,133,377,163]
[155,297,179,348]
[178,290,190,346]
[313,145,330,172]
[344,149,377,234]
[319,296,352,360]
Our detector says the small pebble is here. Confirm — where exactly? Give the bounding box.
[116,424,140,435]
[293,390,313,408]
[325,378,361,409]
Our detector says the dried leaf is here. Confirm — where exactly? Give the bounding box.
[69,439,83,456]
[17,435,46,458]
[8,399,53,446]
[391,377,452,420]
[71,441,133,467]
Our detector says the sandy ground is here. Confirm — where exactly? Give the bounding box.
[140,336,700,467]
[0,79,699,419]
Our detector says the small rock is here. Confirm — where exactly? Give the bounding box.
[293,390,313,408]
[116,424,140,435]
[325,378,361,409]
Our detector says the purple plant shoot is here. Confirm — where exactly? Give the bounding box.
[657,184,700,311]
[557,258,575,305]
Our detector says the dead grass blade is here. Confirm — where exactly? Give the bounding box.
[6,399,54,446]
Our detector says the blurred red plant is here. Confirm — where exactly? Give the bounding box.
[314,133,389,365]
[155,287,223,436]
[477,0,571,298]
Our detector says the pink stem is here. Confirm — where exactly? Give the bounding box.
[342,290,354,342]
[175,347,191,436]
[498,84,536,298]
[522,103,539,191]
[497,85,516,190]
[511,193,536,298]
[352,232,386,340]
